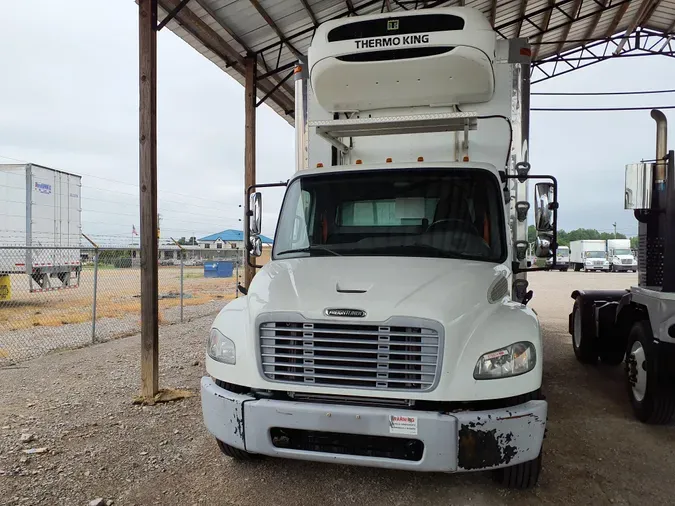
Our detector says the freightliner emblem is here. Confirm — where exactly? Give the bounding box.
[324,308,367,318]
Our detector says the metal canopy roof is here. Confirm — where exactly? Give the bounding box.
[157,0,675,124]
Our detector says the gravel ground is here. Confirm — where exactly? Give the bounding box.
[1,272,675,505]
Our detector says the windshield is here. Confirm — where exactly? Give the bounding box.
[557,247,569,256]
[273,168,506,263]
[586,251,606,258]
[613,248,632,256]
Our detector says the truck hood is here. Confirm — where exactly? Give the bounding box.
[247,256,510,324]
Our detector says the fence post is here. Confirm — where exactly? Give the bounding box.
[171,238,184,323]
[82,233,99,343]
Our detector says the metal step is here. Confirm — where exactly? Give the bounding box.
[309,111,478,152]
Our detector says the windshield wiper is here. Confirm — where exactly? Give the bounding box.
[276,245,342,257]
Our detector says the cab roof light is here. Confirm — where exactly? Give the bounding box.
[417,156,424,162]
[316,162,324,168]
[463,156,470,162]
[355,159,363,165]
[386,157,393,163]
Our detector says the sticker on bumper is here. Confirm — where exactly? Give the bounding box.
[389,414,418,435]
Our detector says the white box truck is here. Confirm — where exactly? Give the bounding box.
[0,163,82,292]
[546,245,569,271]
[202,7,558,489]
[606,238,637,272]
[570,240,609,272]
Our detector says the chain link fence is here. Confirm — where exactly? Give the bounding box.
[0,246,244,366]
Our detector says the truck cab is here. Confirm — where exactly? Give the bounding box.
[201,6,556,489]
[547,245,569,271]
[607,239,637,272]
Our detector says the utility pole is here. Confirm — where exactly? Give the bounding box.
[613,222,617,239]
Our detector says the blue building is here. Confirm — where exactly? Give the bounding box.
[198,229,273,251]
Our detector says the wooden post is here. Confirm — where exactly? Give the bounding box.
[139,0,159,399]
[244,56,257,289]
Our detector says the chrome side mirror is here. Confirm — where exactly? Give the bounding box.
[535,233,552,258]
[249,192,262,236]
[248,235,262,257]
[534,182,555,232]
[624,163,652,209]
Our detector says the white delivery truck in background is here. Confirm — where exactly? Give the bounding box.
[570,239,609,272]
[606,238,637,272]
[0,164,82,293]
[546,245,569,271]
[202,7,559,489]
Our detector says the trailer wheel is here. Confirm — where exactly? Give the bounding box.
[572,298,598,364]
[492,450,542,489]
[625,321,675,424]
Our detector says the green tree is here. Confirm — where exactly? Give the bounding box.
[630,236,639,250]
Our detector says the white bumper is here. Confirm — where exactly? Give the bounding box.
[202,377,547,473]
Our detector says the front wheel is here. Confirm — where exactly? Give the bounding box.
[626,321,675,424]
[492,451,542,489]
[216,439,262,461]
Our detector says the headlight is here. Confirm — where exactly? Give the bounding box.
[604,261,610,265]
[207,328,236,364]
[473,342,536,380]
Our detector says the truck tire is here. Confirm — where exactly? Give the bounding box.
[561,267,568,272]
[216,439,261,461]
[573,263,581,272]
[625,321,675,424]
[572,298,598,364]
[492,451,542,489]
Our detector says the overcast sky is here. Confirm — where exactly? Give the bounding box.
[1,0,674,245]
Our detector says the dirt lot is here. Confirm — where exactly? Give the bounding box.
[1,272,674,505]
[0,266,237,363]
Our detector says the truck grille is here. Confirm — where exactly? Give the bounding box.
[622,259,632,265]
[259,320,440,391]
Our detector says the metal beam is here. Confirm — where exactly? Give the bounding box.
[156,0,191,30]
[244,57,257,289]
[605,1,631,37]
[532,30,675,83]
[532,0,556,60]
[555,0,583,54]
[300,0,320,26]
[194,0,294,108]
[158,0,294,115]
[581,0,608,50]
[249,0,303,59]
[614,0,659,53]
[516,0,529,38]
[489,0,498,26]
[139,0,159,399]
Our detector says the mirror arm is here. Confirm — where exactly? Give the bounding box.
[244,180,289,270]
[506,173,559,270]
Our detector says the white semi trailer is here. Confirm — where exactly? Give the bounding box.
[570,110,675,424]
[202,7,559,488]
[0,163,81,292]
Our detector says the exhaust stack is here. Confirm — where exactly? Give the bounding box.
[651,109,667,188]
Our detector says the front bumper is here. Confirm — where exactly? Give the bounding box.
[201,377,547,472]
[612,264,636,271]
[585,265,609,271]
